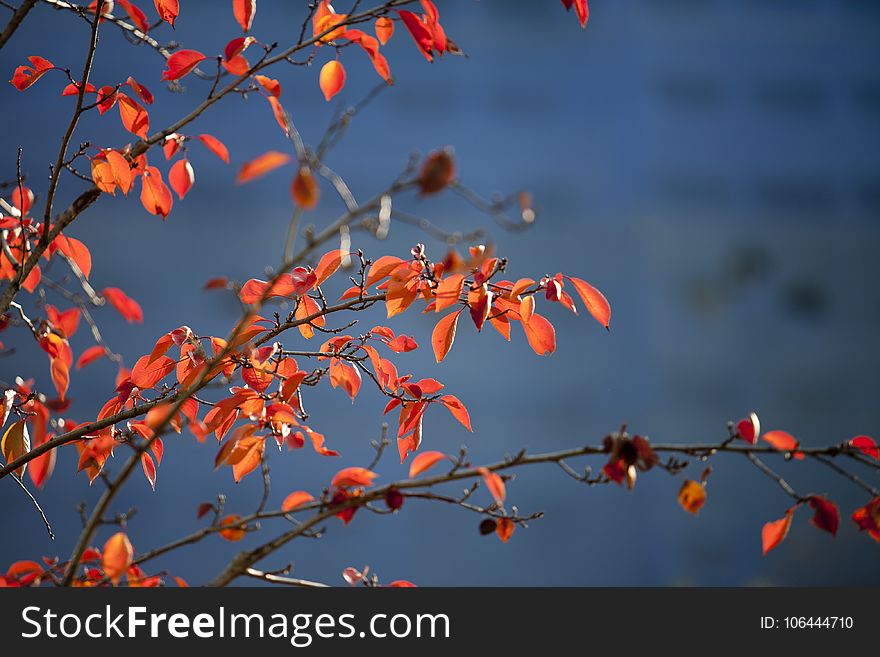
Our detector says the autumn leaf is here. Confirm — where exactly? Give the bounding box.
[197,134,230,163]
[125,76,154,104]
[102,287,144,323]
[314,249,345,286]
[139,166,173,218]
[678,479,706,515]
[561,0,590,28]
[440,395,472,431]
[432,309,462,363]
[375,16,394,44]
[117,93,149,139]
[565,276,610,329]
[735,411,761,445]
[1,420,30,477]
[398,10,434,61]
[118,0,150,32]
[478,467,505,505]
[141,452,157,491]
[808,496,839,536]
[418,149,455,195]
[54,234,93,278]
[49,356,70,400]
[130,354,175,389]
[10,56,54,91]
[292,166,320,209]
[102,532,134,585]
[153,0,179,27]
[76,345,107,369]
[331,467,378,489]
[163,49,206,81]
[319,60,346,101]
[168,158,195,199]
[496,517,515,543]
[762,430,804,460]
[232,0,256,31]
[762,507,797,556]
[850,435,878,461]
[522,312,556,356]
[408,450,446,477]
[219,515,246,541]
[281,491,315,512]
[433,273,464,312]
[236,151,291,183]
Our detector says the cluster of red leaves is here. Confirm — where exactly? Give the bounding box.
[0,531,184,588]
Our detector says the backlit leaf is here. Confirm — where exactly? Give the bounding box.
[432,309,461,363]
[236,151,290,183]
[408,450,446,477]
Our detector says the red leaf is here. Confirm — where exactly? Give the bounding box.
[266,95,290,135]
[162,49,206,81]
[103,287,144,323]
[850,435,879,461]
[408,450,446,477]
[418,149,455,195]
[197,134,230,163]
[232,0,256,31]
[168,158,195,199]
[808,496,839,536]
[10,56,54,91]
[565,276,610,329]
[735,411,760,445]
[236,151,291,183]
[49,357,69,400]
[117,0,150,32]
[139,166,173,218]
[76,345,107,369]
[153,0,179,27]
[762,507,796,556]
[319,60,346,102]
[496,517,515,543]
[397,10,434,61]
[141,452,157,491]
[432,309,461,363]
[125,76,153,104]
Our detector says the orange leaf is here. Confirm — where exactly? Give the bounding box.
[375,16,394,44]
[314,249,345,286]
[295,294,324,339]
[521,312,556,356]
[153,0,179,26]
[91,157,116,194]
[440,394,472,431]
[168,158,195,200]
[478,467,505,505]
[49,356,69,400]
[291,166,321,210]
[102,532,133,585]
[102,287,143,323]
[232,0,256,31]
[433,274,464,312]
[408,450,446,477]
[762,430,804,459]
[319,60,346,101]
[139,166,173,218]
[432,309,461,363]
[331,466,378,489]
[677,479,706,515]
[281,491,315,512]
[365,255,404,287]
[28,444,55,490]
[255,74,281,97]
[236,151,291,183]
[54,235,92,279]
[117,93,149,139]
[565,276,610,329]
[762,507,796,556]
[197,134,230,163]
[219,514,246,541]
[496,517,515,543]
[105,150,133,195]
[125,75,153,104]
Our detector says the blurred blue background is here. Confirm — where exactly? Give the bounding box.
[1,0,879,585]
